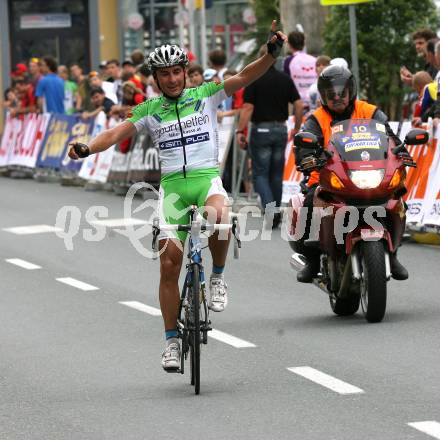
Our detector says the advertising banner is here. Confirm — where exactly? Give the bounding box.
[60,116,95,173]
[0,114,22,167]
[8,113,51,168]
[37,114,75,169]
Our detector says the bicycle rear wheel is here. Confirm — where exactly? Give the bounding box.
[189,263,201,395]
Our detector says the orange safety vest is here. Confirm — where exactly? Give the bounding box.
[307,100,377,186]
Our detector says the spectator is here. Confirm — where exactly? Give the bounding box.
[435,41,440,81]
[203,68,218,83]
[88,70,118,103]
[130,49,145,67]
[58,65,78,114]
[284,31,317,112]
[330,57,349,69]
[35,56,65,113]
[426,38,439,78]
[187,64,204,87]
[236,45,304,228]
[139,64,161,98]
[106,59,123,103]
[10,63,28,80]
[400,29,438,86]
[109,81,144,119]
[70,63,93,112]
[10,78,37,117]
[308,55,331,111]
[81,87,115,120]
[411,71,433,125]
[28,58,42,88]
[121,60,144,91]
[208,49,227,80]
[99,60,108,78]
[3,87,19,113]
[418,76,438,123]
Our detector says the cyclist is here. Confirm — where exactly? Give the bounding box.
[68,21,286,371]
[295,65,410,283]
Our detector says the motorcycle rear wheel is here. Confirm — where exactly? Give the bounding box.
[359,241,387,323]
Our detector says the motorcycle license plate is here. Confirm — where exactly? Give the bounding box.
[361,228,384,241]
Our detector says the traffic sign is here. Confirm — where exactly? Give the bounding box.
[320,0,374,5]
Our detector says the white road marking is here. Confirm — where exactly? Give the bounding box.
[3,225,63,235]
[56,277,99,291]
[118,301,256,347]
[287,366,364,395]
[408,421,440,439]
[90,218,147,228]
[209,329,256,348]
[119,301,162,316]
[5,258,41,270]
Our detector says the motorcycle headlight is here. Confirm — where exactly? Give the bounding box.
[348,169,385,189]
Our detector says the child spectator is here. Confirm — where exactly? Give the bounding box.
[308,55,331,111]
[188,64,204,87]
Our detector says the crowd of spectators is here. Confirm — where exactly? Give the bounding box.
[2,47,247,125]
[399,28,440,127]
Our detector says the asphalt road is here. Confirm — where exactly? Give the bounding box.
[1,177,440,440]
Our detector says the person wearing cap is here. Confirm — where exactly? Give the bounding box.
[10,63,28,80]
[35,56,65,114]
[58,65,78,115]
[28,58,42,88]
[203,68,219,83]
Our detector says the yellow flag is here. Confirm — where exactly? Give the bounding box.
[320,0,374,5]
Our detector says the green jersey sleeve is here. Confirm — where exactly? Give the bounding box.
[196,81,227,109]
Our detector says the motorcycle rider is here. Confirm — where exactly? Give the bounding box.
[295,65,410,283]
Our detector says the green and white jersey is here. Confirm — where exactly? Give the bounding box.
[127,81,227,176]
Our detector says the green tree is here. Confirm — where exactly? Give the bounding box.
[323,0,440,119]
[246,0,280,59]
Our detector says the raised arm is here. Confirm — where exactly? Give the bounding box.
[224,20,286,97]
[68,120,136,159]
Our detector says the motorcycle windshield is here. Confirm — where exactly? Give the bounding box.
[329,119,389,162]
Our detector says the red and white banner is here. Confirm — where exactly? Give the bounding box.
[78,112,115,183]
[8,113,51,167]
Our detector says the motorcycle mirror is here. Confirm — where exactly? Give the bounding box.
[404,129,429,146]
[294,132,320,149]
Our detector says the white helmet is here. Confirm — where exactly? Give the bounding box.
[146,44,189,71]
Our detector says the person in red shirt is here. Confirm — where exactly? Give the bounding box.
[9,78,36,117]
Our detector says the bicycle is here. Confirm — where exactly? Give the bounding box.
[152,206,241,395]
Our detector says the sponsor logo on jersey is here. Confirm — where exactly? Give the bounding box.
[159,132,210,149]
[154,114,210,137]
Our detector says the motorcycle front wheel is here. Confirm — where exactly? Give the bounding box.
[359,240,387,323]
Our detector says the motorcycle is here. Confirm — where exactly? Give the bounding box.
[287,119,428,323]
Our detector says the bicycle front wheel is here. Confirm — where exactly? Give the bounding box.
[189,263,201,395]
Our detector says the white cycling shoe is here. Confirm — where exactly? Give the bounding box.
[161,341,180,372]
[209,275,228,312]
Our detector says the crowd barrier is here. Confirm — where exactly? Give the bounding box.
[0,111,234,189]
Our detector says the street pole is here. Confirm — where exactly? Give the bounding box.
[177,1,185,49]
[200,0,207,68]
[348,4,360,90]
[188,0,196,58]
